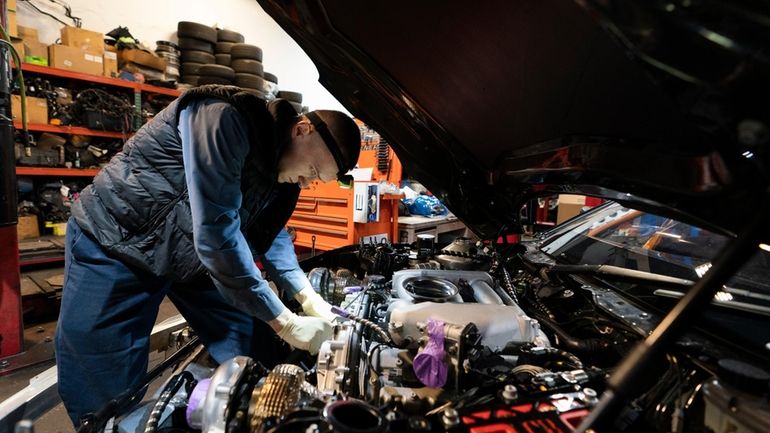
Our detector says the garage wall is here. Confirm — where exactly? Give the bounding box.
[15,0,348,113]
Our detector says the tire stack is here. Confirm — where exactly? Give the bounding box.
[155,41,180,83]
[214,28,243,68]
[177,21,217,86]
[263,72,278,99]
[230,43,268,99]
[278,90,305,114]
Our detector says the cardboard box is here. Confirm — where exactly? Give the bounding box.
[49,44,103,75]
[7,10,17,38]
[556,194,586,224]
[17,215,40,240]
[118,49,167,72]
[11,95,48,124]
[17,25,38,41]
[11,39,23,60]
[24,40,48,65]
[103,51,118,77]
[61,26,104,53]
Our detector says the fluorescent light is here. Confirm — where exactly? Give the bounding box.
[760,243,770,252]
[714,291,734,302]
[695,263,712,278]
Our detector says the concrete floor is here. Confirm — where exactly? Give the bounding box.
[1,290,182,433]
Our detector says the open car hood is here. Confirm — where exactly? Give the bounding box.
[258,0,770,239]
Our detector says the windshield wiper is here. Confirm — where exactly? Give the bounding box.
[547,264,695,288]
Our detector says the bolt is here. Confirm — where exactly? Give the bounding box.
[409,417,430,432]
[410,391,418,400]
[562,290,574,298]
[395,358,403,366]
[582,388,599,405]
[502,384,518,403]
[0,360,9,369]
[36,327,44,333]
[442,408,460,428]
[44,336,52,343]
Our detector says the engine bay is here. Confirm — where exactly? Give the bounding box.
[105,236,769,433]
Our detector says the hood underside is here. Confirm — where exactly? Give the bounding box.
[258,0,770,239]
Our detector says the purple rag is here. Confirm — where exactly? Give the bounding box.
[185,378,211,428]
[412,319,448,388]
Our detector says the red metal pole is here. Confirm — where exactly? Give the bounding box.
[0,225,22,358]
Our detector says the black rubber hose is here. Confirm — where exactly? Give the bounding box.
[144,371,194,433]
[534,314,611,353]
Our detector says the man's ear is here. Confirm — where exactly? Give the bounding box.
[294,121,313,137]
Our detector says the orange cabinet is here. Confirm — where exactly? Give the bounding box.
[287,133,403,252]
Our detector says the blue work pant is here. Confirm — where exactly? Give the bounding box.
[55,218,268,426]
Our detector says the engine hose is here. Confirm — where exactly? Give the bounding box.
[143,371,194,433]
[535,315,611,353]
[499,266,520,305]
[531,347,584,370]
[331,305,392,344]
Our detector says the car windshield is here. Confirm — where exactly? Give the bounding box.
[540,202,770,315]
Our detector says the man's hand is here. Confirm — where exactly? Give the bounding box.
[269,309,332,355]
[295,287,337,322]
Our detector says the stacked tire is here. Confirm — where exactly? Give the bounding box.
[214,28,243,68]
[278,90,305,114]
[155,41,180,83]
[177,21,217,86]
[263,72,278,99]
[229,43,268,99]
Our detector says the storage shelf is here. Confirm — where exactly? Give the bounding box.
[140,83,181,97]
[13,121,129,138]
[20,63,137,90]
[19,63,181,97]
[16,166,100,177]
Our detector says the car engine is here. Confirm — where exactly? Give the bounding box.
[111,237,765,433]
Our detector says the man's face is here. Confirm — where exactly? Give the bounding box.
[277,119,339,188]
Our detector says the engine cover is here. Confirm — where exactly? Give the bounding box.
[387,300,549,351]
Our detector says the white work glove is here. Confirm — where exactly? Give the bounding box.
[272,309,333,355]
[295,287,337,322]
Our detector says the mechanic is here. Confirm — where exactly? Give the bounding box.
[54,85,361,426]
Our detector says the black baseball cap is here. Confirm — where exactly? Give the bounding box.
[305,111,356,188]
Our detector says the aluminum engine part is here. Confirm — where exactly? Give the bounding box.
[249,364,306,433]
[387,300,549,350]
[393,270,497,303]
[316,321,355,396]
[375,347,409,387]
[379,386,444,413]
[435,238,486,270]
[199,356,251,433]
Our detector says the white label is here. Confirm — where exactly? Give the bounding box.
[104,51,117,60]
[64,60,72,67]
